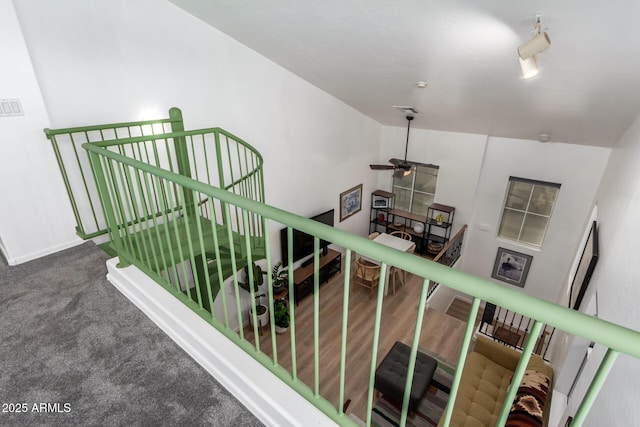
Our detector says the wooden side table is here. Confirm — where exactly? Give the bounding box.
[493,326,523,348]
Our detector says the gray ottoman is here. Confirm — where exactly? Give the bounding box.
[374,341,438,413]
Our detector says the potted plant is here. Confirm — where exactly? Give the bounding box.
[239,263,269,328]
[271,261,288,292]
[273,299,290,333]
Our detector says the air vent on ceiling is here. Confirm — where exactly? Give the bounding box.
[393,105,418,114]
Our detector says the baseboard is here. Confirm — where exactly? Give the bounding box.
[105,258,336,427]
[4,238,83,265]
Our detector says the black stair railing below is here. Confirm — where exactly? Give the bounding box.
[479,302,556,361]
[427,225,467,298]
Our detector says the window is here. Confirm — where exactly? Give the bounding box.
[498,177,560,247]
[392,164,439,216]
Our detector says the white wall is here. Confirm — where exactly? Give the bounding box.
[9,1,640,424]
[0,0,79,264]
[377,126,610,304]
[462,137,609,301]
[12,0,382,257]
[562,114,640,426]
[378,126,487,232]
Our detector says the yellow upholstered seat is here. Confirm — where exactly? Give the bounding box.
[438,336,553,427]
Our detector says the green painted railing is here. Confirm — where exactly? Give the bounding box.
[85,126,265,315]
[44,109,184,239]
[83,129,640,427]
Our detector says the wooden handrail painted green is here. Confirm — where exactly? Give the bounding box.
[84,137,640,427]
[44,114,179,239]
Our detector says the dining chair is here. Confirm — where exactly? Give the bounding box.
[389,231,414,286]
[353,257,381,300]
[390,265,405,295]
[368,231,380,240]
[390,230,412,241]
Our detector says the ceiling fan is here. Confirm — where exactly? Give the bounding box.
[370,115,419,178]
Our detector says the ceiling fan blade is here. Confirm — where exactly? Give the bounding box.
[370,164,395,170]
[405,160,438,169]
[371,115,416,176]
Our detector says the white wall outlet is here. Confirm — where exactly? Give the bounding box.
[0,98,24,117]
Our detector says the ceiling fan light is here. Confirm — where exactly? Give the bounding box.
[403,169,411,177]
[519,55,539,79]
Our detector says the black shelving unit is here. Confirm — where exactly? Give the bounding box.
[369,190,393,235]
[425,203,455,255]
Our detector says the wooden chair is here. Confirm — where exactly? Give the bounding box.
[390,266,404,295]
[390,230,412,241]
[368,231,380,240]
[353,257,381,300]
[389,231,415,285]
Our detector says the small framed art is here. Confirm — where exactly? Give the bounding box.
[491,247,533,288]
[339,184,362,222]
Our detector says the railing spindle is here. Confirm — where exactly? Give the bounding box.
[364,261,388,427]
[571,348,619,426]
[153,175,182,292]
[163,176,191,295]
[222,202,244,340]
[441,297,481,427]
[338,248,352,416]
[313,238,321,397]
[496,320,544,426]
[286,227,298,381]
[206,199,227,325]
[260,215,278,366]
[399,278,431,426]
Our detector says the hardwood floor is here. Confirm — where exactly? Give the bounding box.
[446,297,485,327]
[243,260,468,420]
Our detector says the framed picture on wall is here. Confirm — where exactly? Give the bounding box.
[339,184,362,222]
[569,221,599,310]
[491,247,533,288]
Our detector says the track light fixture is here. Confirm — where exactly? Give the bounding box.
[519,55,539,79]
[518,15,551,79]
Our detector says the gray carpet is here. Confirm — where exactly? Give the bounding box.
[0,242,263,426]
[0,250,8,271]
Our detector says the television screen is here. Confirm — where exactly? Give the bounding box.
[280,209,334,266]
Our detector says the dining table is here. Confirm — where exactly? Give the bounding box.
[363,233,416,295]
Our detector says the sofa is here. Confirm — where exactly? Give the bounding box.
[438,335,554,427]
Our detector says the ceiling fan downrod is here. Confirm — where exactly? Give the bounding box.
[403,115,414,163]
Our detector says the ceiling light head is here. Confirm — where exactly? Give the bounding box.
[519,55,539,79]
[518,32,551,59]
[538,133,551,143]
[416,81,427,89]
[518,14,551,59]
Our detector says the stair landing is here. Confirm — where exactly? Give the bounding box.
[445,297,484,327]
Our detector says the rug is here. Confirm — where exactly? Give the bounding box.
[371,350,454,427]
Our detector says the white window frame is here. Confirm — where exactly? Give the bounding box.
[498,176,561,247]
[392,164,439,215]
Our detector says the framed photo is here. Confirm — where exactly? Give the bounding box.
[372,196,389,208]
[491,247,533,287]
[569,221,599,310]
[339,184,362,222]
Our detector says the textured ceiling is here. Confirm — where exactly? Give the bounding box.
[169,0,640,147]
